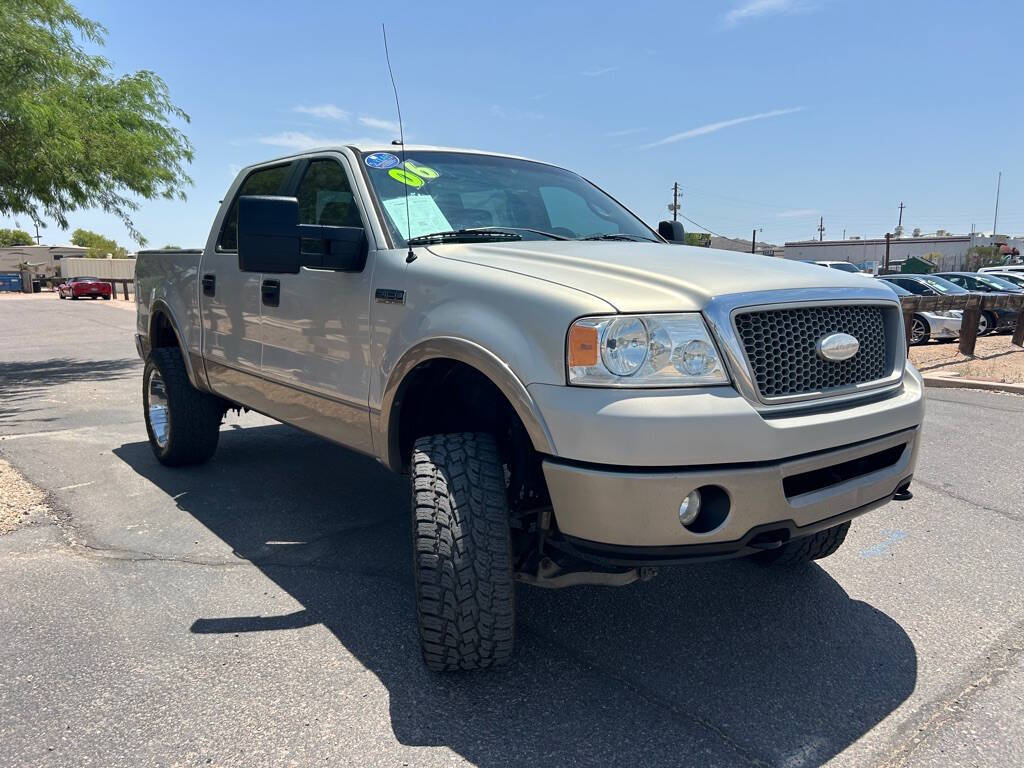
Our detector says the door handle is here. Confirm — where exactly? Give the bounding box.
[201,273,216,297]
[261,279,280,307]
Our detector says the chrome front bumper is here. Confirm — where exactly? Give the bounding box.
[543,426,919,555]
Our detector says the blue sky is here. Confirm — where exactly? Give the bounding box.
[6,0,1024,248]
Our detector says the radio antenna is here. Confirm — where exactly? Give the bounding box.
[382,24,415,263]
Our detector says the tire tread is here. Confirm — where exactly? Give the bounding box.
[412,432,515,672]
[145,347,223,466]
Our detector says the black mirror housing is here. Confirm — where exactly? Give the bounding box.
[239,196,302,273]
[658,220,686,243]
[238,195,368,273]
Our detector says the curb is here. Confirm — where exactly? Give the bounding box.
[922,374,1024,395]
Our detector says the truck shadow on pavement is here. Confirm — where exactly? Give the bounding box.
[114,424,917,768]
[1,358,140,425]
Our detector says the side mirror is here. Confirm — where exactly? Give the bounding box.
[239,196,368,274]
[239,196,302,273]
[658,220,686,243]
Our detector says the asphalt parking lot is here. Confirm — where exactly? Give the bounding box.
[1,294,1023,768]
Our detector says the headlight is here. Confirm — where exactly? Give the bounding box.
[567,313,729,387]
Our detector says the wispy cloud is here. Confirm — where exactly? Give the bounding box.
[358,115,400,133]
[637,107,805,149]
[724,0,817,26]
[293,104,349,120]
[257,132,384,151]
[581,65,618,77]
[605,127,646,138]
[776,208,818,218]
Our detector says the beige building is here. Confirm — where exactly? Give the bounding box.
[0,244,88,278]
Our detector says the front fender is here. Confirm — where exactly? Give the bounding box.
[375,337,557,471]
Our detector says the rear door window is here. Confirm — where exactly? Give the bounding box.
[218,164,292,251]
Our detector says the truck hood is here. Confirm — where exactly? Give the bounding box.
[429,241,893,312]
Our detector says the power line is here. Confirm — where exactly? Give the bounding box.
[678,214,728,239]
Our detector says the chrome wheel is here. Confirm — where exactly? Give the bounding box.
[147,370,170,449]
[977,312,992,336]
[910,317,926,345]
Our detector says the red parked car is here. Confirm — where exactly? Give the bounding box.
[58,276,113,300]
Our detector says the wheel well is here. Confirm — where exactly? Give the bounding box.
[392,359,549,510]
[150,309,180,349]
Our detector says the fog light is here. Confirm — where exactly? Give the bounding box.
[678,490,702,527]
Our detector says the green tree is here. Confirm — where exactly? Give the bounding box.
[0,0,192,245]
[71,227,128,258]
[0,228,34,246]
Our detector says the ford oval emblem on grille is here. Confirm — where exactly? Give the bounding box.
[817,332,860,361]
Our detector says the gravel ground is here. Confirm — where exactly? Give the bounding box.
[0,458,48,535]
[909,334,1024,383]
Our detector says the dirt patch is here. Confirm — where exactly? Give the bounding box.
[910,334,1024,384]
[0,458,49,535]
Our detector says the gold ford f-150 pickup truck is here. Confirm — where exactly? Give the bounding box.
[135,145,922,671]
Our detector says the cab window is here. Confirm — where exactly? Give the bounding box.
[295,159,363,228]
[218,164,292,251]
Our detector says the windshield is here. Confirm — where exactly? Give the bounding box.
[359,151,656,246]
[991,272,1024,287]
[828,262,861,273]
[918,275,968,294]
[976,274,1023,291]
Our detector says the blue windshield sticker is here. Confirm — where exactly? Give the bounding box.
[364,152,400,170]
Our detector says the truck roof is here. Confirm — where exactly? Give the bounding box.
[250,144,542,169]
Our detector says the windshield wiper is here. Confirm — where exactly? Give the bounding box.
[576,233,658,243]
[468,226,570,240]
[407,229,522,246]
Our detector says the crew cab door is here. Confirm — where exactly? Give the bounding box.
[201,162,293,402]
[257,155,375,455]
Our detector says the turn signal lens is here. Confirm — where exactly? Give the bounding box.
[568,324,599,367]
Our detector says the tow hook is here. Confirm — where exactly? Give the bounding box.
[893,482,913,501]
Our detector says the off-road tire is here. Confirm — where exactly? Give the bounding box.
[144,347,224,467]
[754,521,851,566]
[411,432,515,672]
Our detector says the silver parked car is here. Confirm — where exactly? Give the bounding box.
[876,279,963,344]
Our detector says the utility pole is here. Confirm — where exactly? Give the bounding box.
[751,228,763,254]
[884,232,892,273]
[897,202,905,229]
[668,182,681,222]
[842,228,846,240]
[817,216,825,241]
[33,222,42,245]
[993,171,1002,235]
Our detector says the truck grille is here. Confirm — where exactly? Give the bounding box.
[734,305,889,399]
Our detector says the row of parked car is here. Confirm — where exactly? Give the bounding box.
[816,262,1024,345]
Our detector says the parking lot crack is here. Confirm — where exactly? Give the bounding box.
[911,477,1024,523]
[879,622,1024,768]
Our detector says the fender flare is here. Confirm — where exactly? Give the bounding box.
[147,299,207,391]
[379,337,557,471]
